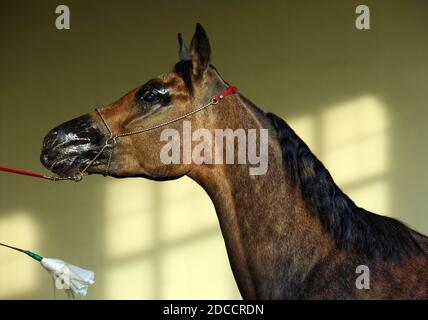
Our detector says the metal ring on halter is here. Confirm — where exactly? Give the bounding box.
[104,136,117,149]
[73,172,84,182]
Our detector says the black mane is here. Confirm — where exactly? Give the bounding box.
[266,112,422,260]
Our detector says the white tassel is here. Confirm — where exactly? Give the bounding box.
[0,243,95,299]
[41,258,95,299]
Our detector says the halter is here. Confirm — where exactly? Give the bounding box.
[27,86,238,182]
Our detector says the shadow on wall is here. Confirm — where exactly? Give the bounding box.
[1,0,428,299]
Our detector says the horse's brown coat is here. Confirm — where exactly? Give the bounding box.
[41,24,428,299]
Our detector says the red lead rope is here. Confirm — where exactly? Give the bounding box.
[0,166,47,179]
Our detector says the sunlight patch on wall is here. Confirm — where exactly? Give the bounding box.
[103,177,240,299]
[105,257,155,299]
[161,233,241,299]
[343,180,390,216]
[160,177,218,242]
[105,179,154,259]
[287,116,319,154]
[0,211,39,298]
[287,94,391,216]
[321,96,389,149]
[322,96,389,186]
[323,133,389,186]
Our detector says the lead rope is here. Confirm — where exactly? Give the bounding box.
[0,86,239,182]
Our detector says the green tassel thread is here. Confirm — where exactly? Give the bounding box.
[0,242,44,262]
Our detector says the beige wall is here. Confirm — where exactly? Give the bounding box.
[1,0,427,299]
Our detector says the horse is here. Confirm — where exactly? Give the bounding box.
[40,24,428,299]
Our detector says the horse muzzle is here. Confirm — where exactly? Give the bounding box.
[40,114,106,176]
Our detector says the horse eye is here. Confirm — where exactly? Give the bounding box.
[143,90,159,103]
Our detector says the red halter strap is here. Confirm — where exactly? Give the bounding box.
[214,86,239,103]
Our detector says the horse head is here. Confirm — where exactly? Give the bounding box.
[40,23,232,180]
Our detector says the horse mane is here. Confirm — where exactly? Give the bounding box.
[265,111,422,260]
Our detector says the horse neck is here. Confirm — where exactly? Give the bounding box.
[188,95,336,299]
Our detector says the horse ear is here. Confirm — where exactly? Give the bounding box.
[178,33,190,61]
[190,23,211,76]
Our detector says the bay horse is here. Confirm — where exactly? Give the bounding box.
[40,24,428,299]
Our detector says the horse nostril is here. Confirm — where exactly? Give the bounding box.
[40,152,50,167]
[40,114,105,173]
[40,129,61,166]
[43,130,59,149]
